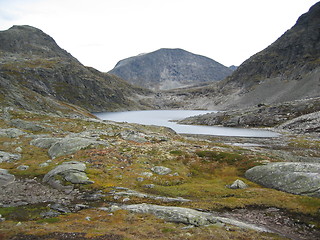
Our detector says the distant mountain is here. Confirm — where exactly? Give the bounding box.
[228,65,238,71]
[0,25,152,113]
[109,48,233,90]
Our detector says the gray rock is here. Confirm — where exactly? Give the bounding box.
[0,128,26,138]
[48,137,100,159]
[120,130,148,143]
[0,151,21,163]
[17,165,29,171]
[111,203,269,232]
[50,203,71,213]
[10,119,47,132]
[143,184,155,189]
[40,210,60,218]
[0,169,15,187]
[30,137,62,149]
[15,147,23,153]
[151,166,172,175]
[43,161,93,185]
[245,162,320,198]
[227,179,248,189]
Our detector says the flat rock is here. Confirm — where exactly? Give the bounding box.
[109,203,270,232]
[48,137,101,159]
[0,128,26,138]
[227,179,248,189]
[0,169,15,187]
[43,161,93,185]
[0,151,21,163]
[10,119,47,132]
[245,162,320,198]
[30,137,62,149]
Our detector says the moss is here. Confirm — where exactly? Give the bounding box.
[0,204,50,221]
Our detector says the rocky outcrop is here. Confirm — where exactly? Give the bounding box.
[0,128,26,138]
[151,166,172,175]
[109,48,233,90]
[179,97,320,129]
[245,162,320,198]
[43,161,93,185]
[108,203,270,232]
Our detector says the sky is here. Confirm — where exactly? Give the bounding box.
[0,0,319,72]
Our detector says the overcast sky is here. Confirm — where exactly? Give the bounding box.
[0,0,318,72]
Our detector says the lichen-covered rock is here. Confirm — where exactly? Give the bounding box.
[0,128,26,138]
[0,169,15,187]
[43,161,93,184]
[245,162,320,198]
[48,137,100,159]
[30,137,62,149]
[151,166,172,175]
[0,151,21,163]
[10,119,48,132]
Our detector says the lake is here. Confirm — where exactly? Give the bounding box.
[94,110,280,138]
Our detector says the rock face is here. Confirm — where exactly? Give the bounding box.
[0,25,152,113]
[43,161,93,184]
[109,48,233,90]
[245,162,320,198]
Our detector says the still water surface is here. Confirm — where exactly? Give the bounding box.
[94,110,279,138]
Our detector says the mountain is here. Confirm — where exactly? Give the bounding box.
[159,2,320,110]
[109,48,233,90]
[0,25,152,114]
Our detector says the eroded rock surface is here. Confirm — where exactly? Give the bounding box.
[245,162,320,197]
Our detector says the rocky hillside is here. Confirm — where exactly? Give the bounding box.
[159,2,320,110]
[109,48,233,90]
[0,25,152,114]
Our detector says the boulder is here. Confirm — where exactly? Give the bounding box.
[226,179,248,189]
[109,203,269,232]
[30,137,62,149]
[0,169,15,187]
[48,137,100,159]
[43,161,93,185]
[17,165,29,171]
[245,162,320,198]
[0,128,26,138]
[0,151,21,163]
[151,166,172,175]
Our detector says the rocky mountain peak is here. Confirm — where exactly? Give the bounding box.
[0,25,73,59]
[109,48,233,90]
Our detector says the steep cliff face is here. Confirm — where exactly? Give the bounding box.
[109,48,233,90]
[0,25,152,113]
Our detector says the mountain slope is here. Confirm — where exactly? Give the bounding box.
[109,48,233,90]
[0,25,152,113]
[159,2,320,111]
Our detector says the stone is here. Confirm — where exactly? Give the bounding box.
[226,179,248,189]
[15,147,23,153]
[30,137,62,149]
[10,119,47,132]
[50,203,71,213]
[109,203,269,232]
[120,130,148,143]
[17,165,29,171]
[40,210,60,218]
[0,169,15,187]
[143,184,155,189]
[245,162,320,198]
[140,172,153,178]
[0,151,21,163]
[151,166,172,175]
[43,161,93,185]
[48,137,100,159]
[0,128,26,138]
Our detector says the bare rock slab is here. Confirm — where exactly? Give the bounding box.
[245,162,320,198]
[0,169,15,187]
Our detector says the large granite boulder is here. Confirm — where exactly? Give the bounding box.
[43,161,93,185]
[245,162,320,198]
[30,137,63,149]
